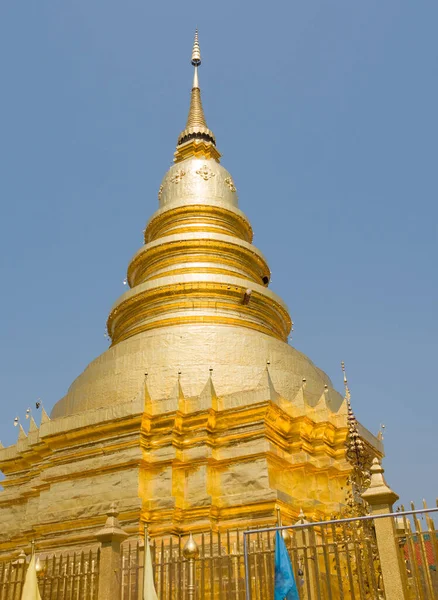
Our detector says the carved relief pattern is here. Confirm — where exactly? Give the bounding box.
[224,177,236,192]
[196,165,216,181]
[158,184,164,200]
[170,170,186,184]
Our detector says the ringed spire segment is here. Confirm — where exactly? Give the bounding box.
[191,30,201,89]
[191,29,201,67]
[174,30,221,163]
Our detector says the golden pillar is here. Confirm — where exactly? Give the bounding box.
[95,504,128,600]
[362,459,409,600]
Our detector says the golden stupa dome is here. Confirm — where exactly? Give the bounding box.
[51,33,343,420]
[159,158,238,210]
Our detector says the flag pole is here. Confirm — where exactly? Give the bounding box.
[144,522,148,545]
[143,522,158,600]
[243,532,250,600]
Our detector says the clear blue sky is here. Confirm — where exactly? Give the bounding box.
[0,1,437,506]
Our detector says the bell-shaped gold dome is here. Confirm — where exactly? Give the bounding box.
[51,32,343,419]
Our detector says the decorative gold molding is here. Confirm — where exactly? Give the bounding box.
[107,281,291,344]
[174,139,221,163]
[111,314,285,346]
[127,237,270,288]
[224,177,236,192]
[145,204,253,244]
[196,164,216,181]
[169,169,186,184]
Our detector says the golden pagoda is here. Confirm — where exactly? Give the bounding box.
[0,33,382,555]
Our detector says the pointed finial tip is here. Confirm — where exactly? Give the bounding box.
[191,29,201,66]
[107,502,119,518]
[183,532,200,559]
[341,360,351,402]
[298,508,306,522]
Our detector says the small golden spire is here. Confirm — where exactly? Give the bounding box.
[377,423,385,441]
[341,361,361,454]
[174,30,220,163]
[341,361,351,402]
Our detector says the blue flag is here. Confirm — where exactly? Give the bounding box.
[274,530,299,600]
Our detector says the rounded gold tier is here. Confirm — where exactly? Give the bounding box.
[50,154,343,419]
[107,274,290,345]
[127,233,270,287]
[51,324,342,418]
[106,156,287,347]
[144,203,253,244]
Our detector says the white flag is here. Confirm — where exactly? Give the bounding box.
[21,554,42,600]
[143,539,158,600]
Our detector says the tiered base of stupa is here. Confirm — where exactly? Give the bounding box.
[0,327,382,558]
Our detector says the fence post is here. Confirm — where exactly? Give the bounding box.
[183,533,199,600]
[361,458,409,600]
[294,510,317,599]
[96,503,128,600]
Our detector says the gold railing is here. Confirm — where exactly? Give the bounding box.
[245,521,384,600]
[0,557,26,600]
[121,531,250,599]
[0,549,100,600]
[395,501,438,599]
[1,504,436,599]
[121,522,383,600]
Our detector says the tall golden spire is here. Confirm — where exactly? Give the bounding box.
[341,361,366,468]
[174,30,221,163]
[341,361,371,514]
[185,30,206,130]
